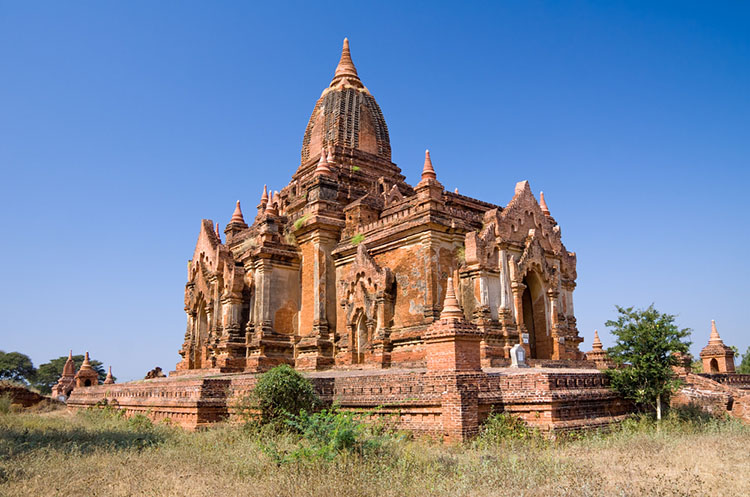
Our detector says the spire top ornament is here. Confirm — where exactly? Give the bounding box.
[539,191,550,216]
[331,38,361,87]
[230,200,245,224]
[421,149,437,181]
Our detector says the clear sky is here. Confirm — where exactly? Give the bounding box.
[1,1,748,381]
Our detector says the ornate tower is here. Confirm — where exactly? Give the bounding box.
[700,320,735,373]
[74,351,99,387]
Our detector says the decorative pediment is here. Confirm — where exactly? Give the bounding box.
[516,229,558,284]
[339,244,395,325]
[495,181,562,254]
[384,184,404,207]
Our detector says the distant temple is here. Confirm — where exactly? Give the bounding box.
[51,351,113,401]
[176,39,582,375]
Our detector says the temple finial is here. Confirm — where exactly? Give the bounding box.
[421,149,437,181]
[62,350,76,377]
[439,277,464,320]
[331,38,361,86]
[215,222,221,240]
[230,200,245,224]
[592,330,603,350]
[539,191,550,216]
[82,351,91,367]
[314,147,335,177]
[104,366,115,384]
[709,319,722,343]
[261,185,268,204]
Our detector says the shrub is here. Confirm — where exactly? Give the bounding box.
[474,412,541,447]
[351,233,365,245]
[240,365,319,427]
[0,393,12,414]
[267,407,403,463]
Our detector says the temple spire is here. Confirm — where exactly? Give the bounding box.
[215,223,221,241]
[539,191,550,216]
[709,319,723,344]
[330,38,362,87]
[104,366,115,384]
[440,277,464,320]
[81,351,91,368]
[421,149,437,181]
[62,350,75,377]
[592,330,603,350]
[314,147,335,177]
[230,200,245,225]
[261,185,268,204]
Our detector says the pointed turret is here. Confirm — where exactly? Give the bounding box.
[258,185,269,212]
[416,149,444,200]
[709,319,722,344]
[586,330,611,369]
[301,38,391,163]
[424,277,482,373]
[330,38,362,87]
[51,350,77,399]
[701,319,736,373]
[62,350,75,377]
[421,150,437,182]
[104,366,115,384]
[230,200,245,225]
[592,330,603,350]
[225,200,247,242]
[215,223,221,241]
[539,191,551,216]
[440,277,464,320]
[314,147,336,177]
[74,351,99,387]
[265,195,276,215]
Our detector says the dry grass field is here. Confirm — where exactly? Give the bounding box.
[1,403,748,497]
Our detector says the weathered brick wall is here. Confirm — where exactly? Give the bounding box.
[67,367,630,439]
[673,373,750,423]
[0,383,51,408]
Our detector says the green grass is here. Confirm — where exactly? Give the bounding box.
[1,406,749,496]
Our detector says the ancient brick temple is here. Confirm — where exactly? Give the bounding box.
[69,40,635,440]
[176,39,582,375]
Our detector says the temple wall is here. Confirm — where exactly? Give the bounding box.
[270,264,300,335]
[373,242,428,329]
[68,368,629,440]
[299,242,316,335]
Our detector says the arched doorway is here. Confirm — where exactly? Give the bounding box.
[355,313,368,364]
[709,358,719,373]
[522,272,551,359]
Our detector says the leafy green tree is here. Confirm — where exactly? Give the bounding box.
[605,305,691,420]
[737,346,750,374]
[0,351,36,384]
[33,355,108,394]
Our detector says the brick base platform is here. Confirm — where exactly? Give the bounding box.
[67,367,629,441]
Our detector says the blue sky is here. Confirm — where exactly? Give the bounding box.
[1,1,748,381]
